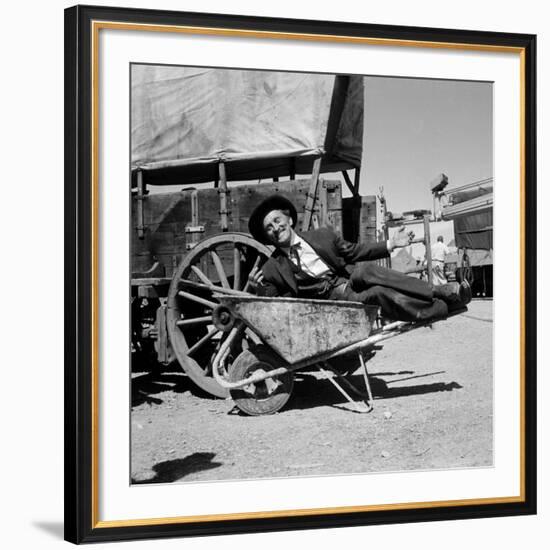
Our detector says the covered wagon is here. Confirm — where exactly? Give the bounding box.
[130,65,377,397]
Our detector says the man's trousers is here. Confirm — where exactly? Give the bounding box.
[329,263,448,322]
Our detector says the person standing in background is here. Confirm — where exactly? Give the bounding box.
[431,235,450,286]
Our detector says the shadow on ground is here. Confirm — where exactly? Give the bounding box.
[382,380,462,398]
[287,371,462,411]
[132,367,214,407]
[132,452,222,484]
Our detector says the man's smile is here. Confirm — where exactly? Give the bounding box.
[262,210,294,247]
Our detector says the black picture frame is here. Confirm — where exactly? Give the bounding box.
[65,4,537,544]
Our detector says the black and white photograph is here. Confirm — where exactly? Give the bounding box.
[51,1,539,546]
[129,64,494,484]
[1,0,545,544]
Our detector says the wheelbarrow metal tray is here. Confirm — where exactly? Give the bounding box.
[218,296,378,364]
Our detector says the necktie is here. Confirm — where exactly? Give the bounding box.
[289,243,302,270]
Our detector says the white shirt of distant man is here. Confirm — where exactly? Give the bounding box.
[431,236,450,285]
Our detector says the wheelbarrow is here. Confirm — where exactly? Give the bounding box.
[209,295,438,416]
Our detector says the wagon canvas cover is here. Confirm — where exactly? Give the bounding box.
[131,65,363,185]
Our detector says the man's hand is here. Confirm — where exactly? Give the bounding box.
[247,266,264,293]
[389,226,415,251]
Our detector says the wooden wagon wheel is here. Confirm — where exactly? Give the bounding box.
[166,233,271,398]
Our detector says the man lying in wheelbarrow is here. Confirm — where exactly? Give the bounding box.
[247,195,471,322]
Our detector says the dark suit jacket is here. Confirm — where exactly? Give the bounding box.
[258,227,389,297]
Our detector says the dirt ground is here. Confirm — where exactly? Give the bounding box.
[131,300,493,484]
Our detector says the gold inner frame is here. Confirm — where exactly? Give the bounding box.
[90,20,527,529]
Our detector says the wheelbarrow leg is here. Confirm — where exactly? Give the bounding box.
[358,351,375,409]
[317,362,373,414]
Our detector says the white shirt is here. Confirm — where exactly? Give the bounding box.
[431,241,449,263]
[282,233,331,279]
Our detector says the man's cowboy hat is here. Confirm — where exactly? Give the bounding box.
[248,194,298,244]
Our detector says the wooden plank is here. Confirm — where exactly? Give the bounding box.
[229,188,241,233]
[131,277,171,286]
[359,196,378,245]
[138,230,177,255]
[218,162,229,231]
[136,170,146,239]
[317,181,328,227]
[186,189,202,250]
[311,213,320,229]
[341,170,355,195]
[137,285,160,299]
[198,186,236,234]
[137,190,192,228]
[300,157,322,232]
[231,179,309,234]
[131,191,192,268]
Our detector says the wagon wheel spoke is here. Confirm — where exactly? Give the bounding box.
[190,265,215,286]
[187,328,220,356]
[177,290,216,309]
[233,246,241,290]
[176,316,211,328]
[210,250,230,289]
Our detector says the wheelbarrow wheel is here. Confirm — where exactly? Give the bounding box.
[166,233,270,398]
[228,346,294,416]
